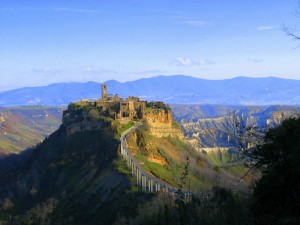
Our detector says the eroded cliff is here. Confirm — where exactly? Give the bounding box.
[143,108,184,139]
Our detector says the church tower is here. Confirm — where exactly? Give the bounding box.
[101,84,108,100]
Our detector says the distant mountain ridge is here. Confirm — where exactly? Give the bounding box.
[1,75,299,106]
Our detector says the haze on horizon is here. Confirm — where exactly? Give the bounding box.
[0,0,300,92]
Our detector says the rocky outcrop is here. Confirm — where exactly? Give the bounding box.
[143,108,184,139]
[181,106,299,148]
[63,102,184,139]
[62,108,111,135]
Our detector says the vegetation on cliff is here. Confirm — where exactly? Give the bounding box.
[126,124,250,193]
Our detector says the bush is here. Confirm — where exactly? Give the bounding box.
[252,117,300,224]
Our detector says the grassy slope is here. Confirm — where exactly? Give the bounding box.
[126,125,249,193]
[201,149,257,185]
[0,106,64,156]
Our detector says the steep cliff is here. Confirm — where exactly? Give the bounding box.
[62,100,185,139]
[181,105,298,148]
[143,108,184,139]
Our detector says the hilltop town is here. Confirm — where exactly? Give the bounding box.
[65,84,169,120]
[62,84,182,138]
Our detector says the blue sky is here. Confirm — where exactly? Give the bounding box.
[0,0,300,91]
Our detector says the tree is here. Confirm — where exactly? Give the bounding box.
[283,25,300,40]
[283,3,300,41]
[252,117,300,224]
[221,111,266,157]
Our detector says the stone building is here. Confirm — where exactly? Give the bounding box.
[70,84,147,120]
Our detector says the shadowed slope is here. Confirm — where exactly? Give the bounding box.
[0,123,151,225]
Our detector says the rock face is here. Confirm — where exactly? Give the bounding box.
[62,109,109,135]
[143,108,184,139]
[180,105,298,148]
[127,131,168,165]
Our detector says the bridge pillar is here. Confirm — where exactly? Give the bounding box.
[145,176,148,191]
[163,185,168,192]
[144,176,147,191]
[139,170,142,186]
[142,175,146,190]
[155,182,161,191]
[136,169,140,186]
[142,176,144,189]
[150,179,154,192]
[131,162,136,175]
[126,154,130,167]
[147,179,151,192]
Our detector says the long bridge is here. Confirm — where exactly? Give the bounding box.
[120,124,184,193]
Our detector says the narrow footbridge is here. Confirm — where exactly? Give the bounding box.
[120,124,182,193]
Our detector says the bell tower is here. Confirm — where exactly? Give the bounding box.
[101,84,108,100]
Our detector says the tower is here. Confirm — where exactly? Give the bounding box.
[101,84,108,100]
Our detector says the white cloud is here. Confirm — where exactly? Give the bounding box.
[173,57,215,67]
[256,26,276,31]
[179,20,211,27]
[173,57,193,66]
[194,58,216,65]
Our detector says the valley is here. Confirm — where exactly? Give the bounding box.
[175,105,298,148]
[0,106,64,157]
[0,104,297,185]
[0,99,298,224]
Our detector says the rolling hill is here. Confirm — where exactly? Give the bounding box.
[0,75,299,106]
